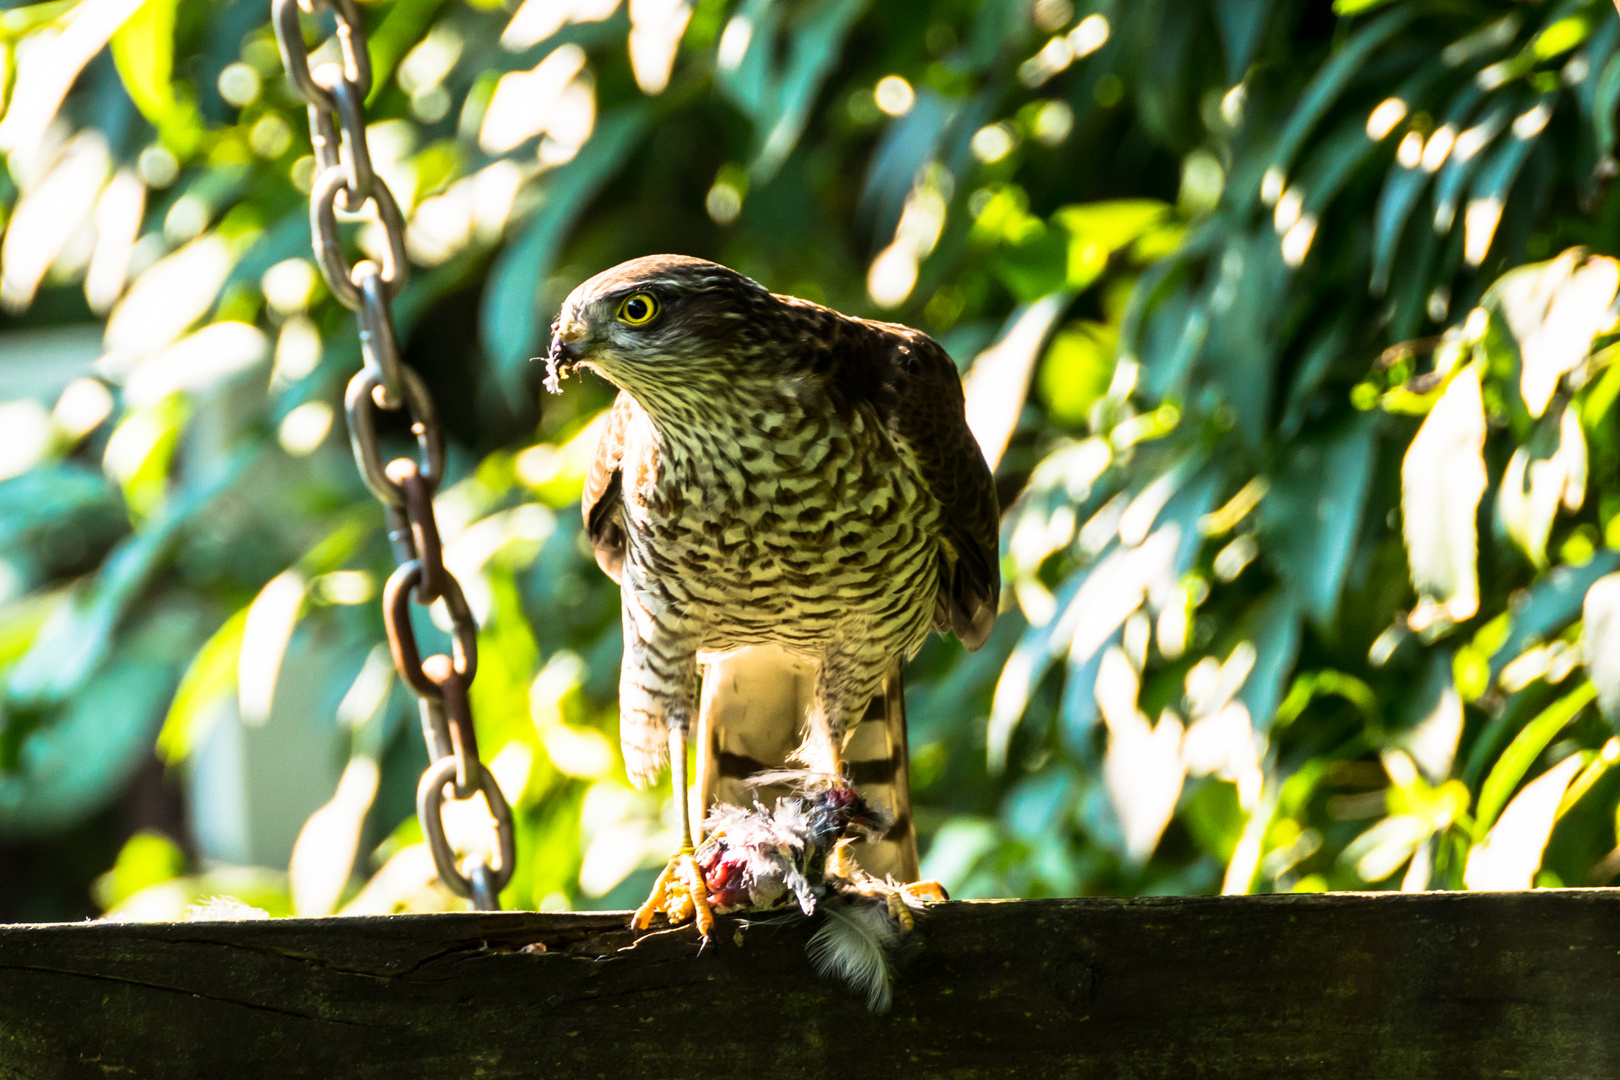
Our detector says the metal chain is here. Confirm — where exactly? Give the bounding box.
[272,0,514,910]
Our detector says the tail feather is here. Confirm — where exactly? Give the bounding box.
[695,645,917,880]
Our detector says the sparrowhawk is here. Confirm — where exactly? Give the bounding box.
[546,255,999,935]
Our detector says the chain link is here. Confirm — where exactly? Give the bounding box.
[272,0,514,909]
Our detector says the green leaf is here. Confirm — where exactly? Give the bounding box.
[1236,590,1302,732]
[365,0,453,105]
[1264,7,1414,200]
[1474,681,1597,837]
[93,830,186,910]
[1531,15,1590,62]
[755,0,867,180]
[1432,101,1511,238]
[1372,83,1483,293]
[1201,230,1290,448]
[1213,0,1272,83]
[1489,551,1620,682]
[109,0,202,156]
[1263,413,1378,627]
[109,0,175,121]
[1037,322,1115,425]
[1462,97,1552,267]
[6,447,252,707]
[1051,200,1171,260]
[992,223,1069,303]
[156,606,248,764]
[1596,53,1620,163]
[0,603,208,836]
[1332,0,1396,14]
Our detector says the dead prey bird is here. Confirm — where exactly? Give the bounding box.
[696,771,945,1012]
[545,255,997,945]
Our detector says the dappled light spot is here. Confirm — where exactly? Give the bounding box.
[501,0,619,53]
[1403,366,1487,632]
[1512,102,1552,141]
[716,14,752,73]
[1031,100,1072,146]
[1,130,109,311]
[272,315,322,384]
[874,75,914,117]
[85,169,144,315]
[124,322,269,407]
[238,569,307,727]
[261,257,318,316]
[971,121,1016,164]
[103,235,234,365]
[1070,14,1109,57]
[629,0,692,96]
[480,44,591,156]
[1462,196,1503,266]
[278,401,334,457]
[1365,97,1407,139]
[1273,188,1303,232]
[136,144,177,188]
[288,755,379,916]
[1097,646,1184,865]
[0,400,51,482]
[1395,130,1423,169]
[1280,215,1317,267]
[217,62,260,108]
[336,646,394,729]
[1420,125,1455,173]
[398,21,464,110]
[52,377,113,440]
[1464,754,1584,891]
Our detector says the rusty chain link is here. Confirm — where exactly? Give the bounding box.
[272,0,514,910]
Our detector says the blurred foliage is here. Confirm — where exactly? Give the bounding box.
[3,0,1620,920]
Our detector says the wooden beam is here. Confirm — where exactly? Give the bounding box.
[3,891,1619,1078]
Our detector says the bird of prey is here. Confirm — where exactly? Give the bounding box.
[546,255,999,936]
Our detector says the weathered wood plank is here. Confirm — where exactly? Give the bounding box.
[1,891,1617,1079]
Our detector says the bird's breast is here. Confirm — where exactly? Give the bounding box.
[618,398,939,644]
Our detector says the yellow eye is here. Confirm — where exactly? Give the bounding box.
[616,292,659,325]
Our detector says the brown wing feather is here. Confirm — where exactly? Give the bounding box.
[582,391,635,584]
[846,323,1001,651]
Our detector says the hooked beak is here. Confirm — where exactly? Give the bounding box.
[543,322,585,394]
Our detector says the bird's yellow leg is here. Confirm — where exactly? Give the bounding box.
[631,722,715,938]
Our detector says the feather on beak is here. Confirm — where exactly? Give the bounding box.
[544,326,583,394]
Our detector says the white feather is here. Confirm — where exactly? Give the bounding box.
[806,899,901,1013]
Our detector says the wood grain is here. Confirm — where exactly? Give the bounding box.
[2,891,1618,1078]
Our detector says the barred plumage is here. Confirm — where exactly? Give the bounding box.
[547,255,998,926]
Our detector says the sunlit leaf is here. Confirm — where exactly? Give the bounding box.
[1402,364,1488,631]
[1475,681,1596,836]
[156,606,247,764]
[1583,573,1620,723]
[1465,752,1584,890]
[1497,402,1588,568]
[481,105,651,397]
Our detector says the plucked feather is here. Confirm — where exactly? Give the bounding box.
[807,897,902,1013]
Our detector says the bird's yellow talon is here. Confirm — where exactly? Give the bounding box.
[900,879,948,905]
[631,850,714,939]
[632,858,679,930]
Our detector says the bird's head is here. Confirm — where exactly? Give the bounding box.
[545,254,780,405]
